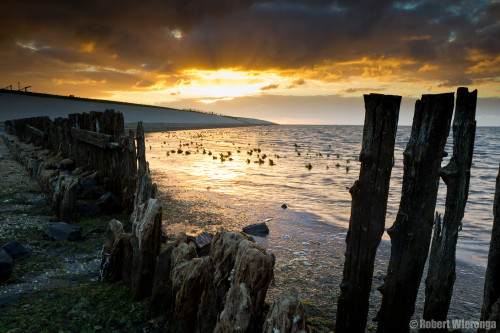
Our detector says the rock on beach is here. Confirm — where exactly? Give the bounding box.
[44,222,83,241]
[242,222,270,237]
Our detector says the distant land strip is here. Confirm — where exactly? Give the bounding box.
[0,89,275,127]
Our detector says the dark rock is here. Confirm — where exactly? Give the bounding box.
[98,192,123,214]
[0,248,13,281]
[242,222,270,237]
[44,222,83,241]
[281,204,288,209]
[79,203,102,217]
[0,295,19,308]
[2,241,31,260]
[187,231,213,256]
[58,158,76,171]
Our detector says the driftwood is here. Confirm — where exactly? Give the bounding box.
[422,88,477,328]
[479,163,500,332]
[26,125,46,139]
[336,93,401,333]
[71,127,118,149]
[376,93,454,333]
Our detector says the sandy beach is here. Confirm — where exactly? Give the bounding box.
[157,174,487,332]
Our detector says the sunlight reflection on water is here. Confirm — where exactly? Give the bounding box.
[146,125,500,267]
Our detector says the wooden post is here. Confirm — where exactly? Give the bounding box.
[336,93,401,333]
[479,164,500,332]
[376,93,454,333]
[422,88,477,328]
[136,121,146,178]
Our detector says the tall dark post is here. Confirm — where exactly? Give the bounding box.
[422,88,477,329]
[376,93,454,333]
[336,93,401,333]
[479,163,500,332]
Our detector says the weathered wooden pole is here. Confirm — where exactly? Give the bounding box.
[422,88,477,330]
[336,93,401,333]
[376,93,454,333]
[479,163,500,332]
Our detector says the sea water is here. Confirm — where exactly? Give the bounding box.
[146,125,500,268]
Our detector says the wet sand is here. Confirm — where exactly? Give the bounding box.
[158,177,487,331]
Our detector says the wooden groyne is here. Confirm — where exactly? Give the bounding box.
[333,87,500,332]
[5,110,136,213]
[2,110,304,332]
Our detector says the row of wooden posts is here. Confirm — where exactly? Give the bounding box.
[336,87,499,332]
[4,110,137,212]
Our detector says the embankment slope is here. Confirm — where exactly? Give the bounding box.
[0,90,275,127]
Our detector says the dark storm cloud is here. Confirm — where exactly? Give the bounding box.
[0,0,498,90]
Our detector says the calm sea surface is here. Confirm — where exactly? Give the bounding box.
[146,125,500,268]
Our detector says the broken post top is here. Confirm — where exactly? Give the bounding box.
[408,92,454,157]
[455,87,478,123]
[360,94,401,164]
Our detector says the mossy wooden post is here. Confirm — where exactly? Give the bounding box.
[376,93,454,333]
[479,164,500,332]
[336,93,401,333]
[422,88,477,329]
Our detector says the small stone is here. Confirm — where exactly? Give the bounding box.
[0,295,19,307]
[187,231,213,256]
[44,222,83,241]
[242,222,269,237]
[2,241,31,260]
[0,248,13,281]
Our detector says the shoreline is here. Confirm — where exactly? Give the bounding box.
[125,122,277,133]
[155,171,486,330]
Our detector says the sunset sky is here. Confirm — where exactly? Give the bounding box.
[1,0,499,124]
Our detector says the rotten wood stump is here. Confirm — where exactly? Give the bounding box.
[479,163,500,332]
[336,93,401,333]
[376,93,454,333]
[423,87,477,329]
